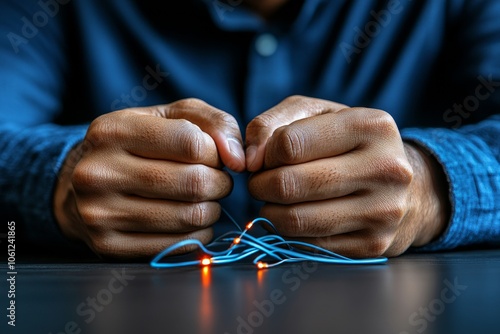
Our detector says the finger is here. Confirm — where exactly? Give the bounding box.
[263,107,401,169]
[121,157,232,201]
[97,199,221,234]
[89,228,215,259]
[151,100,245,172]
[249,154,376,204]
[245,96,348,171]
[88,111,222,168]
[74,152,233,201]
[259,192,403,238]
[259,198,367,237]
[292,233,392,259]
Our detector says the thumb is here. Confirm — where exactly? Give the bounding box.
[245,96,348,171]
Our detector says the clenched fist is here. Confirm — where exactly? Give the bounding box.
[246,96,449,258]
[54,99,245,259]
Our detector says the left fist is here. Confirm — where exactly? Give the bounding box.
[246,96,448,258]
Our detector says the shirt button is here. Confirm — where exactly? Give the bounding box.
[255,33,278,57]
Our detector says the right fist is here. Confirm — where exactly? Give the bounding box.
[53,99,245,259]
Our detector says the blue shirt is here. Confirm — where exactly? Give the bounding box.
[1,0,499,254]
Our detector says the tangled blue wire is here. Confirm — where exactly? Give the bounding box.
[150,210,387,269]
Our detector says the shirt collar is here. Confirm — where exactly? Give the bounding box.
[202,0,327,32]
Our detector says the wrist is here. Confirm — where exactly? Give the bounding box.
[404,142,450,246]
[53,143,83,242]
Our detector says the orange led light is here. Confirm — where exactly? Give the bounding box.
[257,262,268,269]
[201,258,211,266]
[233,237,241,245]
[246,222,254,230]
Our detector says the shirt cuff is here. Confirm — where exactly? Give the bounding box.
[15,124,88,250]
[401,126,499,252]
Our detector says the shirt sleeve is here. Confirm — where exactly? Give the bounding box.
[0,0,87,249]
[402,0,500,251]
[402,115,500,251]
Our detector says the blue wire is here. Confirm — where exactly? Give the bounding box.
[150,212,388,269]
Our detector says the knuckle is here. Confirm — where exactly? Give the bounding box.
[364,234,392,257]
[391,158,414,185]
[370,110,398,137]
[86,114,124,144]
[185,203,215,229]
[72,160,102,191]
[274,168,300,203]
[281,206,304,236]
[372,198,407,227]
[352,108,398,138]
[248,115,268,130]
[177,120,205,162]
[283,95,306,105]
[78,205,106,230]
[383,205,405,226]
[90,234,118,257]
[247,113,279,132]
[373,156,414,185]
[185,166,210,201]
[273,126,305,164]
[174,97,206,111]
[190,203,208,228]
[62,142,90,173]
[212,110,238,128]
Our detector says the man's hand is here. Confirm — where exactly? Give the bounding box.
[54,99,245,259]
[246,96,449,257]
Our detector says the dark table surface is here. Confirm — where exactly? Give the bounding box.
[2,248,500,334]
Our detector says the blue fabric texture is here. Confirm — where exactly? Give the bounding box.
[1,0,499,252]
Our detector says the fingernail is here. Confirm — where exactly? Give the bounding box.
[228,138,245,162]
[246,145,257,170]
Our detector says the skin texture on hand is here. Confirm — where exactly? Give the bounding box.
[53,99,245,259]
[54,96,449,259]
[246,96,450,258]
